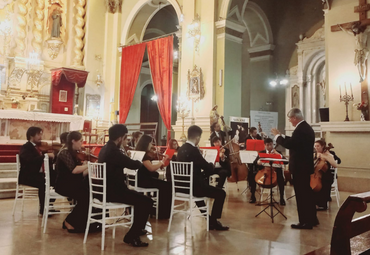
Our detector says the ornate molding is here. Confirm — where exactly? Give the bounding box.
[104,0,122,13]
[15,0,28,57]
[27,70,43,90]
[187,65,205,102]
[45,38,63,59]
[8,67,25,89]
[72,0,86,67]
[32,0,45,55]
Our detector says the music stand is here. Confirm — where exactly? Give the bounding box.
[255,157,288,223]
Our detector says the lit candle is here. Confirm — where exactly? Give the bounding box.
[350,83,353,97]
[339,85,341,98]
[345,82,347,95]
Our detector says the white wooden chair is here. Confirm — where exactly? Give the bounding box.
[12,154,39,216]
[41,154,75,233]
[124,168,159,219]
[168,161,209,236]
[330,167,340,207]
[84,162,133,251]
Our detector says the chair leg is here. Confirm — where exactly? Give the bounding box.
[42,196,50,233]
[190,200,193,237]
[101,208,106,251]
[12,187,19,216]
[83,204,93,244]
[21,188,25,212]
[167,199,174,232]
[206,199,209,232]
[156,191,159,220]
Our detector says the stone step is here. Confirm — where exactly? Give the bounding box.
[0,178,17,190]
[0,163,17,170]
[0,170,17,178]
[0,188,16,199]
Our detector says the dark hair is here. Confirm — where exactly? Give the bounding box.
[187,125,202,139]
[132,131,142,139]
[168,139,179,150]
[66,131,82,153]
[249,127,257,134]
[135,134,153,152]
[211,136,221,144]
[60,132,69,144]
[264,138,273,144]
[315,139,326,147]
[26,126,43,141]
[109,124,128,141]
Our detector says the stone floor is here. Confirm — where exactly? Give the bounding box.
[0,182,360,255]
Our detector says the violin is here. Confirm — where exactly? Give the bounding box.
[310,149,329,192]
[37,142,63,153]
[76,146,98,163]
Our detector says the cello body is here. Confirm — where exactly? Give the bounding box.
[310,158,329,192]
[255,166,278,188]
[227,141,248,183]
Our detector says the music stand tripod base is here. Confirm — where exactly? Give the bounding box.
[255,158,288,223]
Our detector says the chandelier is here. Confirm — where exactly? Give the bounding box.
[187,14,201,53]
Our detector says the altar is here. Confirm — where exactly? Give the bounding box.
[0,109,84,143]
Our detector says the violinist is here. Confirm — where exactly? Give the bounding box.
[119,134,131,158]
[129,131,143,149]
[313,140,338,211]
[246,127,262,203]
[55,131,100,233]
[211,136,231,189]
[165,139,179,182]
[136,134,172,219]
[210,123,226,146]
[19,127,55,216]
[253,138,287,206]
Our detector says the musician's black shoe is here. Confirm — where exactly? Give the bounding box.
[209,221,229,231]
[139,229,148,236]
[312,218,320,226]
[280,198,286,206]
[123,236,149,247]
[249,196,256,204]
[291,223,313,230]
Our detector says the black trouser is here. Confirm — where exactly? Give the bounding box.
[314,171,334,207]
[138,177,172,219]
[212,168,229,189]
[247,164,257,197]
[293,173,317,224]
[276,168,285,198]
[194,184,226,223]
[111,189,153,239]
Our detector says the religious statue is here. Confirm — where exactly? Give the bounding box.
[317,79,326,107]
[51,8,62,38]
[210,105,220,126]
[339,21,370,82]
[191,78,199,94]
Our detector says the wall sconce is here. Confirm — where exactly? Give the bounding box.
[187,14,201,52]
[95,55,103,89]
[269,74,288,87]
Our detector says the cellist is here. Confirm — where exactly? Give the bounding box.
[246,127,262,203]
[313,140,338,211]
[253,138,288,205]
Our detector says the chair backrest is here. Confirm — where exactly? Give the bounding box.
[16,154,20,179]
[169,161,193,197]
[124,168,139,189]
[44,154,50,191]
[87,162,107,204]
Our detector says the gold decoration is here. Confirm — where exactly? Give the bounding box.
[45,38,63,59]
[104,0,122,13]
[73,0,86,67]
[187,65,204,102]
[32,0,45,55]
[16,0,28,57]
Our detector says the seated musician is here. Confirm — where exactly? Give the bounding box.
[19,127,55,216]
[313,140,338,211]
[129,131,143,149]
[246,127,262,203]
[136,134,172,219]
[211,136,231,189]
[55,131,100,233]
[177,125,229,230]
[165,139,179,182]
[98,124,153,247]
[210,122,226,146]
[253,138,288,206]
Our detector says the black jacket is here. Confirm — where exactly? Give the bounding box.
[210,131,226,146]
[19,141,45,186]
[98,140,142,201]
[276,121,315,175]
[177,142,214,188]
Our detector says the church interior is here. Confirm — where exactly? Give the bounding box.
[1,0,370,254]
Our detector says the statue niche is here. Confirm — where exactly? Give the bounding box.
[45,2,64,60]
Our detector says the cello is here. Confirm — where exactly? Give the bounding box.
[226,139,248,184]
[254,152,279,189]
[310,151,329,192]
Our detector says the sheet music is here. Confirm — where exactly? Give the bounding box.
[202,149,218,164]
[128,150,145,161]
[239,151,258,164]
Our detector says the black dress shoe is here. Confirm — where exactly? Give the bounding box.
[209,221,229,231]
[249,196,256,204]
[280,199,286,206]
[291,223,313,229]
[312,218,320,226]
[123,237,149,247]
[139,229,148,236]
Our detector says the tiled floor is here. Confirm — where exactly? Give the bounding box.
[0,182,354,255]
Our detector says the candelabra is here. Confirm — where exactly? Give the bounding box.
[26,51,42,98]
[339,83,354,121]
[176,95,191,141]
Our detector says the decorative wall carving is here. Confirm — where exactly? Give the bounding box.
[32,0,45,55]
[86,94,101,118]
[8,67,25,89]
[45,38,63,59]
[15,0,28,57]
[104,0,122,13]
[26,70,43,91]
[73,0,86,67]
[292,85,299,108]
[187,65,205,102]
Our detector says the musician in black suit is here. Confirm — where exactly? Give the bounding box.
[211,136,231,189]
[210,123,226,146]
[19,127,55,215]
[177,125,229,230]
[253,138,288,206]
[98,124,153,247]
[246,127,262,203]
[272,108,318,229]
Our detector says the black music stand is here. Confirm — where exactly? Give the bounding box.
[255,157,288,223]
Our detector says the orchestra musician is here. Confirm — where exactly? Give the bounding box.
[313,140,338,211]
[165,139,179,182]
[98,124,153,247]
[253,138,287,206]
[177,125,229,231]
[19,127,56,216]
[210,122,226,146]
[129,131,143,149]
[246,127,262,203]
[272,108,318,230]
[55,131,100,233]
[136,134,172,219]
[211,136,231,189]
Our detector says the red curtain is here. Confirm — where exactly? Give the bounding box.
[119,43,146,123]
[146,36,173,141]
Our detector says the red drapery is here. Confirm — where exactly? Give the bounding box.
[119,43,146,123]
[51,67,89,88]
[146,36,173,142]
